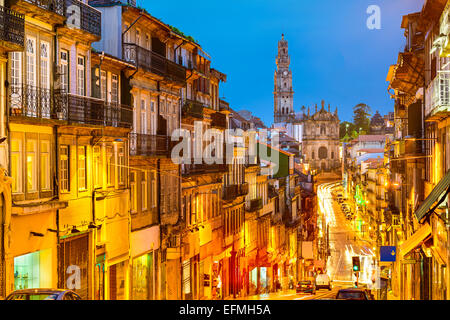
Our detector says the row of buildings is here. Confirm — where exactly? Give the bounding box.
[344,0,450,300]
[0,0,322,300]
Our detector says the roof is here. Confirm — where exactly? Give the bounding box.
[358,148,385,154]
[356,135,387,143]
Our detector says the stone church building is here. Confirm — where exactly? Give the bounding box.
[273,35,340,172]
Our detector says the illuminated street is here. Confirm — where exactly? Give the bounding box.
[1,0,449,303]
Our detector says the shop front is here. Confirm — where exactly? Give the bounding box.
[59,232,91,299]
[130,226,159,300]
[109,260,127,300]
[14,249,53,291]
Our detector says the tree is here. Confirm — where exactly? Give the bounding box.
[340,121,355,140]
[353,103,372,134]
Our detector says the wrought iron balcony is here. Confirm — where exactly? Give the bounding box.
[9,0,65,19]
[426,70,450,121]
[182,99,204,119]
[222,183,248,201]
[129,133,174,157]
[64,0,101,38]
[182,160,228,176]
[123,43,186,85]
[54,91,132,128]
[0,6,24,51]
[247,198,263,212]
[211,111,227,130]
[9,84,53,119]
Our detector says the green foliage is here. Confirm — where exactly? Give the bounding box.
[353,103,372,134]
[168,26,197,44]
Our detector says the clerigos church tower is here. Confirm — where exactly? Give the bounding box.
[274,34,294,124]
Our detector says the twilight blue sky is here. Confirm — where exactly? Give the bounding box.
[140,0,423,126]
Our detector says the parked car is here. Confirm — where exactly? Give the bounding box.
[315,274,332,290]
[296,280,316,295]
[335,288,373,300]
[5,289,82,300]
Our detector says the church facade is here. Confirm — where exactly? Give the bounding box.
[301,102,341,172]
[273,35,340,172]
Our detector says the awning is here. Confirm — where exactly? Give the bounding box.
[415,170,450,222]
[400,222,432,258]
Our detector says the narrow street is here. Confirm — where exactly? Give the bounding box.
[235,181,378,300]
[319,182,378,287]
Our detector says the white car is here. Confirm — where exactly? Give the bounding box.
[315,274,332,290]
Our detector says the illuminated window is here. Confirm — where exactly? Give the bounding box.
[40,140,51,191]
[93,146,102,189]
[11,139,22,194]
[26,139,37,192]
[60,145,69,193]
[78,146,87,191]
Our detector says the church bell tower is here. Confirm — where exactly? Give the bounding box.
[274,34,294,124]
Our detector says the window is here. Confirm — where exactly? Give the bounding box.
[40,140,51,191]
[77,55,85,96]
[26,37,36,117]
[101,70,107,101]
[26,139,38,193]
[140,99,147,134]
[93,146,102,189]
[106,146,115,186]
[60,50,69,92]
[40,41,50,118]
[136,29,141,46]
[145,34,150,50]
[130,171,137,213]
[123,24,130,43]
[26,37,36,87]
[141,172,148,211]
[150,171,157,209]
[11,139,22,194]
[319,147,328,160]
[111,74,118,104]
[78,146,87,191]
[117,144,125,186]
[60,145,70,193]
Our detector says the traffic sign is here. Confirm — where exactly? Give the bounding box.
[380,246,396,262]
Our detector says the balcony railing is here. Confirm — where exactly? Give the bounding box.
[247,198,263,212]
[0,6,24,49]
[9,85,133,128]
[426,71,450,120]
[182,160,228,176]
[9,84,53,119]
[123,43,186,85]
[19,0,65,15]
[64,0,101,37]
[129,133,174,157]
[182,99,204,119]
[222,182,249,201]
[211,111,227,129]
[54,92,132,128]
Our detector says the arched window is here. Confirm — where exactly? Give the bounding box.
[319,147,328,160]
[331,152,335,159]
[320,125,326,135]
[311,151,315,160]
